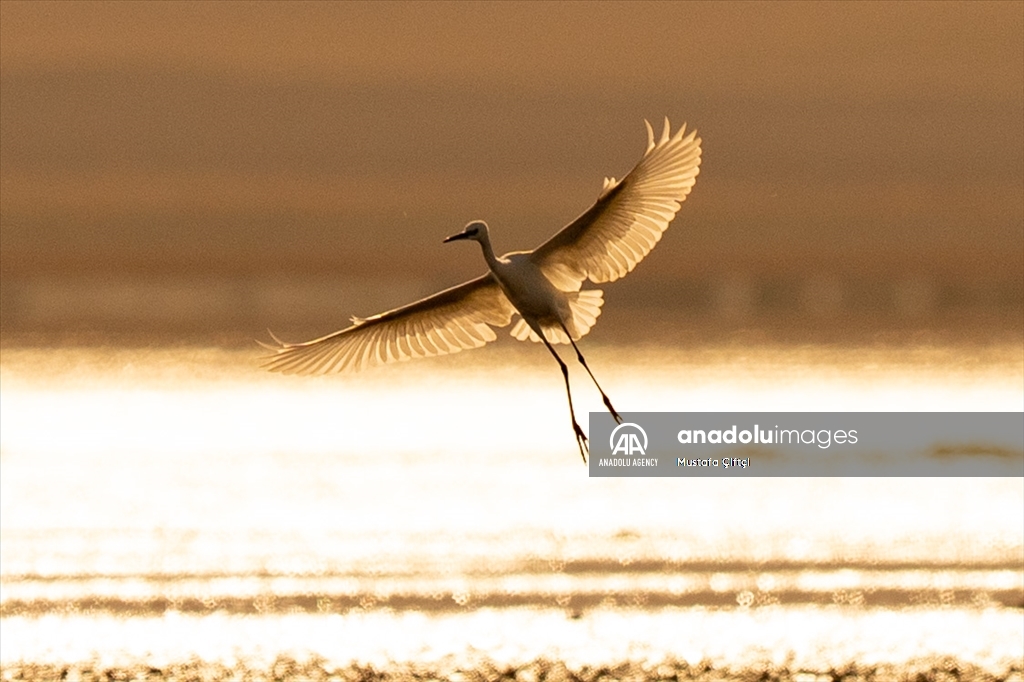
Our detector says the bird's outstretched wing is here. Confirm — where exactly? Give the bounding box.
[530,118,701,291]
[261,274,516,375]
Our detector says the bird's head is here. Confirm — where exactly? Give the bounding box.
[444,220,489,244]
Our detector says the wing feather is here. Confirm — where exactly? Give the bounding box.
[530,118,702,290]
[262,274,516,375]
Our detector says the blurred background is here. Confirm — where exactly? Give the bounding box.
[2,0,1021,343]
[2,4,1023,677]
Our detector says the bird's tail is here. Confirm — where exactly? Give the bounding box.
[510,289,604,344]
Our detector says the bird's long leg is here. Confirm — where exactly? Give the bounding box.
[559,323,623,425]
[538,334,589,463]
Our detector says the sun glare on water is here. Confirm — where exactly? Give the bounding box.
[1,341,1022,678]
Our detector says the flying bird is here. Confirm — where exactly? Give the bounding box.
[263,118,702,461]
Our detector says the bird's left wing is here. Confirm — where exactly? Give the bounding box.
[261,273,515,375]
[530,118,701,291]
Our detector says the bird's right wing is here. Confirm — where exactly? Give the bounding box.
[530,119,701,291]
[261,274,516,375]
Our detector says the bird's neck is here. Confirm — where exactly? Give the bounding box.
[477,233,500,270]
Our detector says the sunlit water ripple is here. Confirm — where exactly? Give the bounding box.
[1,342,1022,679]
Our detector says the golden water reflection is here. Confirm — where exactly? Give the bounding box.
[1,341,1021,673]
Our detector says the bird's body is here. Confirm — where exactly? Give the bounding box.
[473,240,579,341]
[263,118,702,460]
[494,254,568,329]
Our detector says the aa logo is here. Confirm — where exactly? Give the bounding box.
[609,422,648,456]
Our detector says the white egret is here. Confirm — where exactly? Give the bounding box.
[263,118,701,461]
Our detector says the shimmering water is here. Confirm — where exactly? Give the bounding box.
[1,342,1022,679]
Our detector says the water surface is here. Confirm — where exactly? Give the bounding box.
[1,341,1021,679]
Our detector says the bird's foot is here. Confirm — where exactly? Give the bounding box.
[604,396,624,425]
[573,422,589,463]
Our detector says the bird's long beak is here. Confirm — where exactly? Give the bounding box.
[443,229,472,243]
